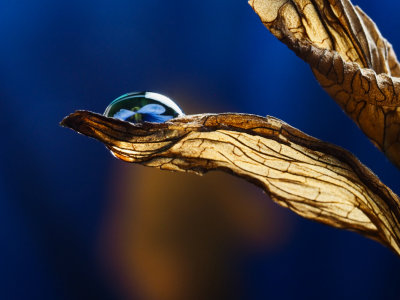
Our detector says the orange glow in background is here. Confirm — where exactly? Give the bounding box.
[100,161,293,299]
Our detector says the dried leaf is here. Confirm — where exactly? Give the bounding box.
[249,0,400,168]
[61,111,400,255]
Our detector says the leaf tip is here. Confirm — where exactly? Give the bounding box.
[59,110,97,138]
[60,110,84,129]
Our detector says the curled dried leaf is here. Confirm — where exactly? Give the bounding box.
[61,111,400,255]
[249,0,400,168]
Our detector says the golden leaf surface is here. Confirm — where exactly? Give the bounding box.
[61,111,400,255]
[249,0,400,168]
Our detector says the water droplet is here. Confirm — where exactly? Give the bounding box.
[104,92,184,123]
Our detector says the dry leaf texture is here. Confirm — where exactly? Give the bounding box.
[249,0,400,168]
[61,111,400,255]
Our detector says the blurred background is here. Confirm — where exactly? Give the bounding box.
[1,0,400,299]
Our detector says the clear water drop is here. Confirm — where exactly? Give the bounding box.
[104,92,184,123]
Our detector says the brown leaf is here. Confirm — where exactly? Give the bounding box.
[249,0,400,168]
[61,111,400,255]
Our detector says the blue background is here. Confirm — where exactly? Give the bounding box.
[1,0,399,299]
